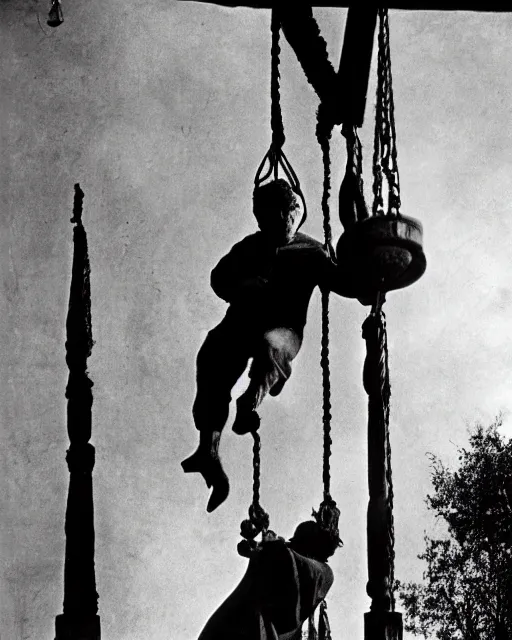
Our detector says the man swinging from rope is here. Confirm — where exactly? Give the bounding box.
[182,178,347,512]
[197,519,340,640]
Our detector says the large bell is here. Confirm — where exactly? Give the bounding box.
[47,1,64,27]
[336,214,426,304]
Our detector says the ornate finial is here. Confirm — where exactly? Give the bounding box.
[70,183,84,224]
[47,0,64,27]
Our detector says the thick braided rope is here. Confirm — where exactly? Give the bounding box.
[278,7,338,113]
[270,10,285,154]
[316,107,333,500]
[317,107,333,247]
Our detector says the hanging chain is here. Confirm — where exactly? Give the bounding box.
[373,8,401,217]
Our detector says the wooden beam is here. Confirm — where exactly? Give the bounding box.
[337,6,377,127]
[179,1,512,10]
[279,7,377,126]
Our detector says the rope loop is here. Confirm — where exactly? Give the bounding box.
[253,10,308,228]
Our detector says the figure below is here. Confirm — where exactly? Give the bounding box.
[197,519,340,640]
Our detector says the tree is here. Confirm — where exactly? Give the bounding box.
[398,418,512,640]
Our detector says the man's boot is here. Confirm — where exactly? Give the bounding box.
[181,430,229,512]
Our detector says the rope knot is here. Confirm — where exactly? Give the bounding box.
[313,497,343,549]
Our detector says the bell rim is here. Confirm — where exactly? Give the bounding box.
[335,213,427,302]
[337,214,423,252]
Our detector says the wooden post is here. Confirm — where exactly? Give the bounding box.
[55,185,100,640]
[362,305,403,640]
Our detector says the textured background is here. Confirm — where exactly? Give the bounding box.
[2,1,512,638]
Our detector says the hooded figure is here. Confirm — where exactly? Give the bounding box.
[182,179,347,512]
[197,520,340,640]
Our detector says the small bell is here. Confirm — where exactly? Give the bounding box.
[47,0,64,28]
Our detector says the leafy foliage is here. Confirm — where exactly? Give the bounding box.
[398,418,512,639]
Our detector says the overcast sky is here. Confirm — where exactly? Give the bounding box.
[2,2,512,639]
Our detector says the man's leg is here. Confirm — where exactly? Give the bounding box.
[232,328,301,435]
[182,321,252,512]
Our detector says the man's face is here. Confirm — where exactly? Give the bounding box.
[259,204,303,245]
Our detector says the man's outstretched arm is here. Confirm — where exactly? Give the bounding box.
[319,245,371,303]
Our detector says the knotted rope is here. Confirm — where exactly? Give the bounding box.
[314,105,341,549]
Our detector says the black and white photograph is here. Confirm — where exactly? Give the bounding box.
[2,2,512,639]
